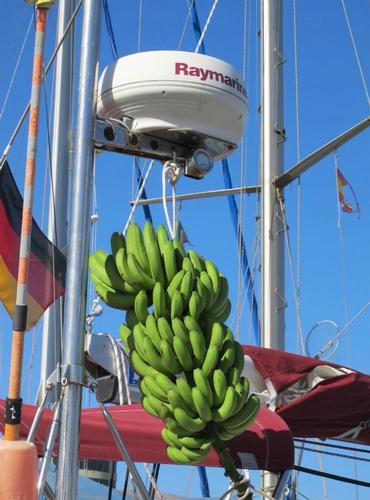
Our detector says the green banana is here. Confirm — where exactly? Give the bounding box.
[132,323,149,361]
[187,249,205,274]
[143,220,156,248]
[161,240,177,285]
[199,271,216,306]
[147,394,171,419]
[195,278,209,312]
[171,290,183,319]
[205,260,220,297]
[189,330,207,367]
[165,418,189,437]
[212,369,228,407]
[145,314,163,351]
[146,240,166,286]
[114,247,140,291]
[192,386,212,422]
[119,324,134,352]
[166,269,186,300]
[193,367,213,407]
[142,396,160,418]
[89,251,125,292]
[130,351,159,378]
[134,289,149,324]
[188,291,203,320]
[234,341,245,373]
[218,340,237,373]
[173,336,193,371]
[91,274,135,310]
[178,435,213,449]
[125,308,139,329]
[155,373,177,394]
[222,394,260,433]
[181,256,195,275]
[160,339,182,375]
[202,344,220,376]
[142,375,169,402]
[208,274,229,313]
[153,282,167,318]
[161,427,183,449]
[179,271,194,304]
[183,316,203,335]
[126,223,150,274]
[173,408,206,433]
[167,446,196,465]
[157,317,174,342]
[213,299,232,323]
[127,252,155,290]
[180,445,208,463]
[167,388,196,417]
[209,322,226,348]
[172,238,186,267]
[171,318,190,345]
[156,224,170,254]
[213,386,238,422]
[110,231,125,255]
[176,377,197,413]
[143,336,169,374]
[229,381,249,417]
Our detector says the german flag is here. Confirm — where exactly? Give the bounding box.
[0,161,66,330]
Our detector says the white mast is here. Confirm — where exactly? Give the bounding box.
[39,0,75,402]
[55,1,102,498]
[261,0,285,351]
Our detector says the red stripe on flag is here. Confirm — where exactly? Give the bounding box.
[0,200,64,310]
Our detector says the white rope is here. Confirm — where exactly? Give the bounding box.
[161,161,183,239]
[316,443,329,500]
[340,0,370,107]
[178,0,195,50]
[194,0,220,53]
[0,14,33,120]
[277,191,306,354]
[123,159,155,235]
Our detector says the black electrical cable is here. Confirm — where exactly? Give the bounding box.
[294,466,370,488]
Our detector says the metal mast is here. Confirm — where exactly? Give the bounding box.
[261,0,285,351]
[40,0,75,403]
[55,1,102,498]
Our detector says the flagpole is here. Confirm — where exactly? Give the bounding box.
[4,2,54,442]
[55,0,102,497]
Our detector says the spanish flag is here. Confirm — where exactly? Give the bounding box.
[336,168,360,215]
[0,161,66,330]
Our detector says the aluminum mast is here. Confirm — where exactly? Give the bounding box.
[261,0,285,351]
[39,0,75,403]
[55,1,102,498]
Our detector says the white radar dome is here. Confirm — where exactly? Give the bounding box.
[96,51,248,161]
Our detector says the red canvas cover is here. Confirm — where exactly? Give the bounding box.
[0,400,293,472]
[243,346,370,444]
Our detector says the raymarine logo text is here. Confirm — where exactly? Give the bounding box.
[175,62,246,97]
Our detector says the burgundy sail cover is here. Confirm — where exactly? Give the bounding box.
[243,346,370,444]
[0,400,293,472]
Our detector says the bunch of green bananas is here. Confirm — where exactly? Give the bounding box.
[121,316,260,464]
[90,221,260,473]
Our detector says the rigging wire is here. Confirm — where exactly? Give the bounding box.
[0,5,29,84]
[178,0,195,50]
[0,0,83,168]
[294,465,370,488]
[0,14,33,121]
[294,439,370,455]
[295,445,370,464]
[277,191,305,354]
[340,0,370,107]
[103,0,119,59]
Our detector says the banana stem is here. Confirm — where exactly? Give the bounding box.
[212,435,250,498]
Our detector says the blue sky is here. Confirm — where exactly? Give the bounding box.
[1,0,370,498]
